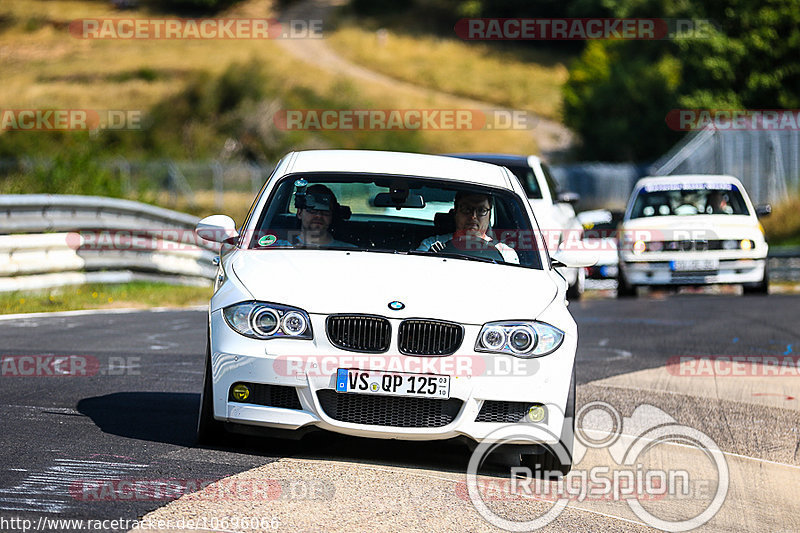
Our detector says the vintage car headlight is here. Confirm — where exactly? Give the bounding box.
[476,321,564,358]
[223,302,312,340]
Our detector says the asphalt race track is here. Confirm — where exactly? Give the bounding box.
[0,295,799,532]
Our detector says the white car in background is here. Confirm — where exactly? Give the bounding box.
[576,209,622,280]
[195,150,595,475]
[617,175,770,297]
[446,154,586,299]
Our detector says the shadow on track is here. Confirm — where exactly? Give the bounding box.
[75,392,515,477]
[77,392,198,447]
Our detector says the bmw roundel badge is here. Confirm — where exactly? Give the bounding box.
[388,301,405,310]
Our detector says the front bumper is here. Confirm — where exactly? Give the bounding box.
[208,309,576,446]
[620,257,766,286]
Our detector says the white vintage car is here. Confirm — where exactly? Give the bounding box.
[195,150,593,474]
[617,175,770,297]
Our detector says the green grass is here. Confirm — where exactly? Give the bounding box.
[0,0,540,160]
[762,195,800,246]
[327,24,571,120]
[0,282,211,315]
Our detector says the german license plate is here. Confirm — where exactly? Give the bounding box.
[335,369,450,399]
[670,259,719,271]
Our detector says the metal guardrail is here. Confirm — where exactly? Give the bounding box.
[0,194,798,293]
[769,246,800,282]
[0,194,217,292]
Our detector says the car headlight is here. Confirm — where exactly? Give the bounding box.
[475,321,564,358]
[633,240,647,254]
[223,302,313,340]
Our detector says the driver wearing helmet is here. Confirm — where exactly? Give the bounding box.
[417,191,519,264]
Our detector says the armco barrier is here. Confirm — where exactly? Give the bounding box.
[0,194,217,292]
[0,195,798,293]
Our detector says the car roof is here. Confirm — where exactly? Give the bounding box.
[445,153,539,168]
[634,174,744,188]
[284,150,512,188]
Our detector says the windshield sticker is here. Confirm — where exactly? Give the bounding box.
[258,234,277,247]
[643,182,735,192]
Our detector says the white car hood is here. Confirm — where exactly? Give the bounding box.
[230,249,557,325]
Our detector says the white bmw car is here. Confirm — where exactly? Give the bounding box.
[617,175,770,297]
[195,150,593,474]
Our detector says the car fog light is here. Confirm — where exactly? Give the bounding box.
[527,405,546,423]
[740,239,753,251]
[232,383,250,401]
[481,327,506,350]
[282,311,308,336]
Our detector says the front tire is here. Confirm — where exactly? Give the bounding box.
[196,339,225,445]
[616,268,636,298]
[566,267,585,301]
[742,261,769,295]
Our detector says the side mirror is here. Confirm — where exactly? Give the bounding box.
[552,249,597,269]
[755,204,772,218]
[196,215,239,243]
[557,191,580,205]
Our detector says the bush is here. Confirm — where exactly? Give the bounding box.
[563,0,800,161]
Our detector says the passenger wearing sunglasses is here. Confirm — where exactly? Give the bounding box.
[416,192,519,264]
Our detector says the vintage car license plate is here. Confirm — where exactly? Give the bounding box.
[670,259,719,271]
[335,369,451,399]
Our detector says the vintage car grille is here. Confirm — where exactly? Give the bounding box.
[475,401,546,423]
[326,315,391,353]
[398,319,463,356]
[645,240,754,252]
[317,390,463,427]
[228,383,302,410]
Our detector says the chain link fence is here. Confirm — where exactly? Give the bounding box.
[651,128,800,205]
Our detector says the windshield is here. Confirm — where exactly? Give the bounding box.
[503,165,544,199]
[249,173,543,269]
[629,182,750,219]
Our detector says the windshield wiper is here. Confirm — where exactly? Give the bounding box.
[406,250,498,264]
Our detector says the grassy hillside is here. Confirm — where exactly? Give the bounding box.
[0,0,542,159]
[327,24,570,121]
